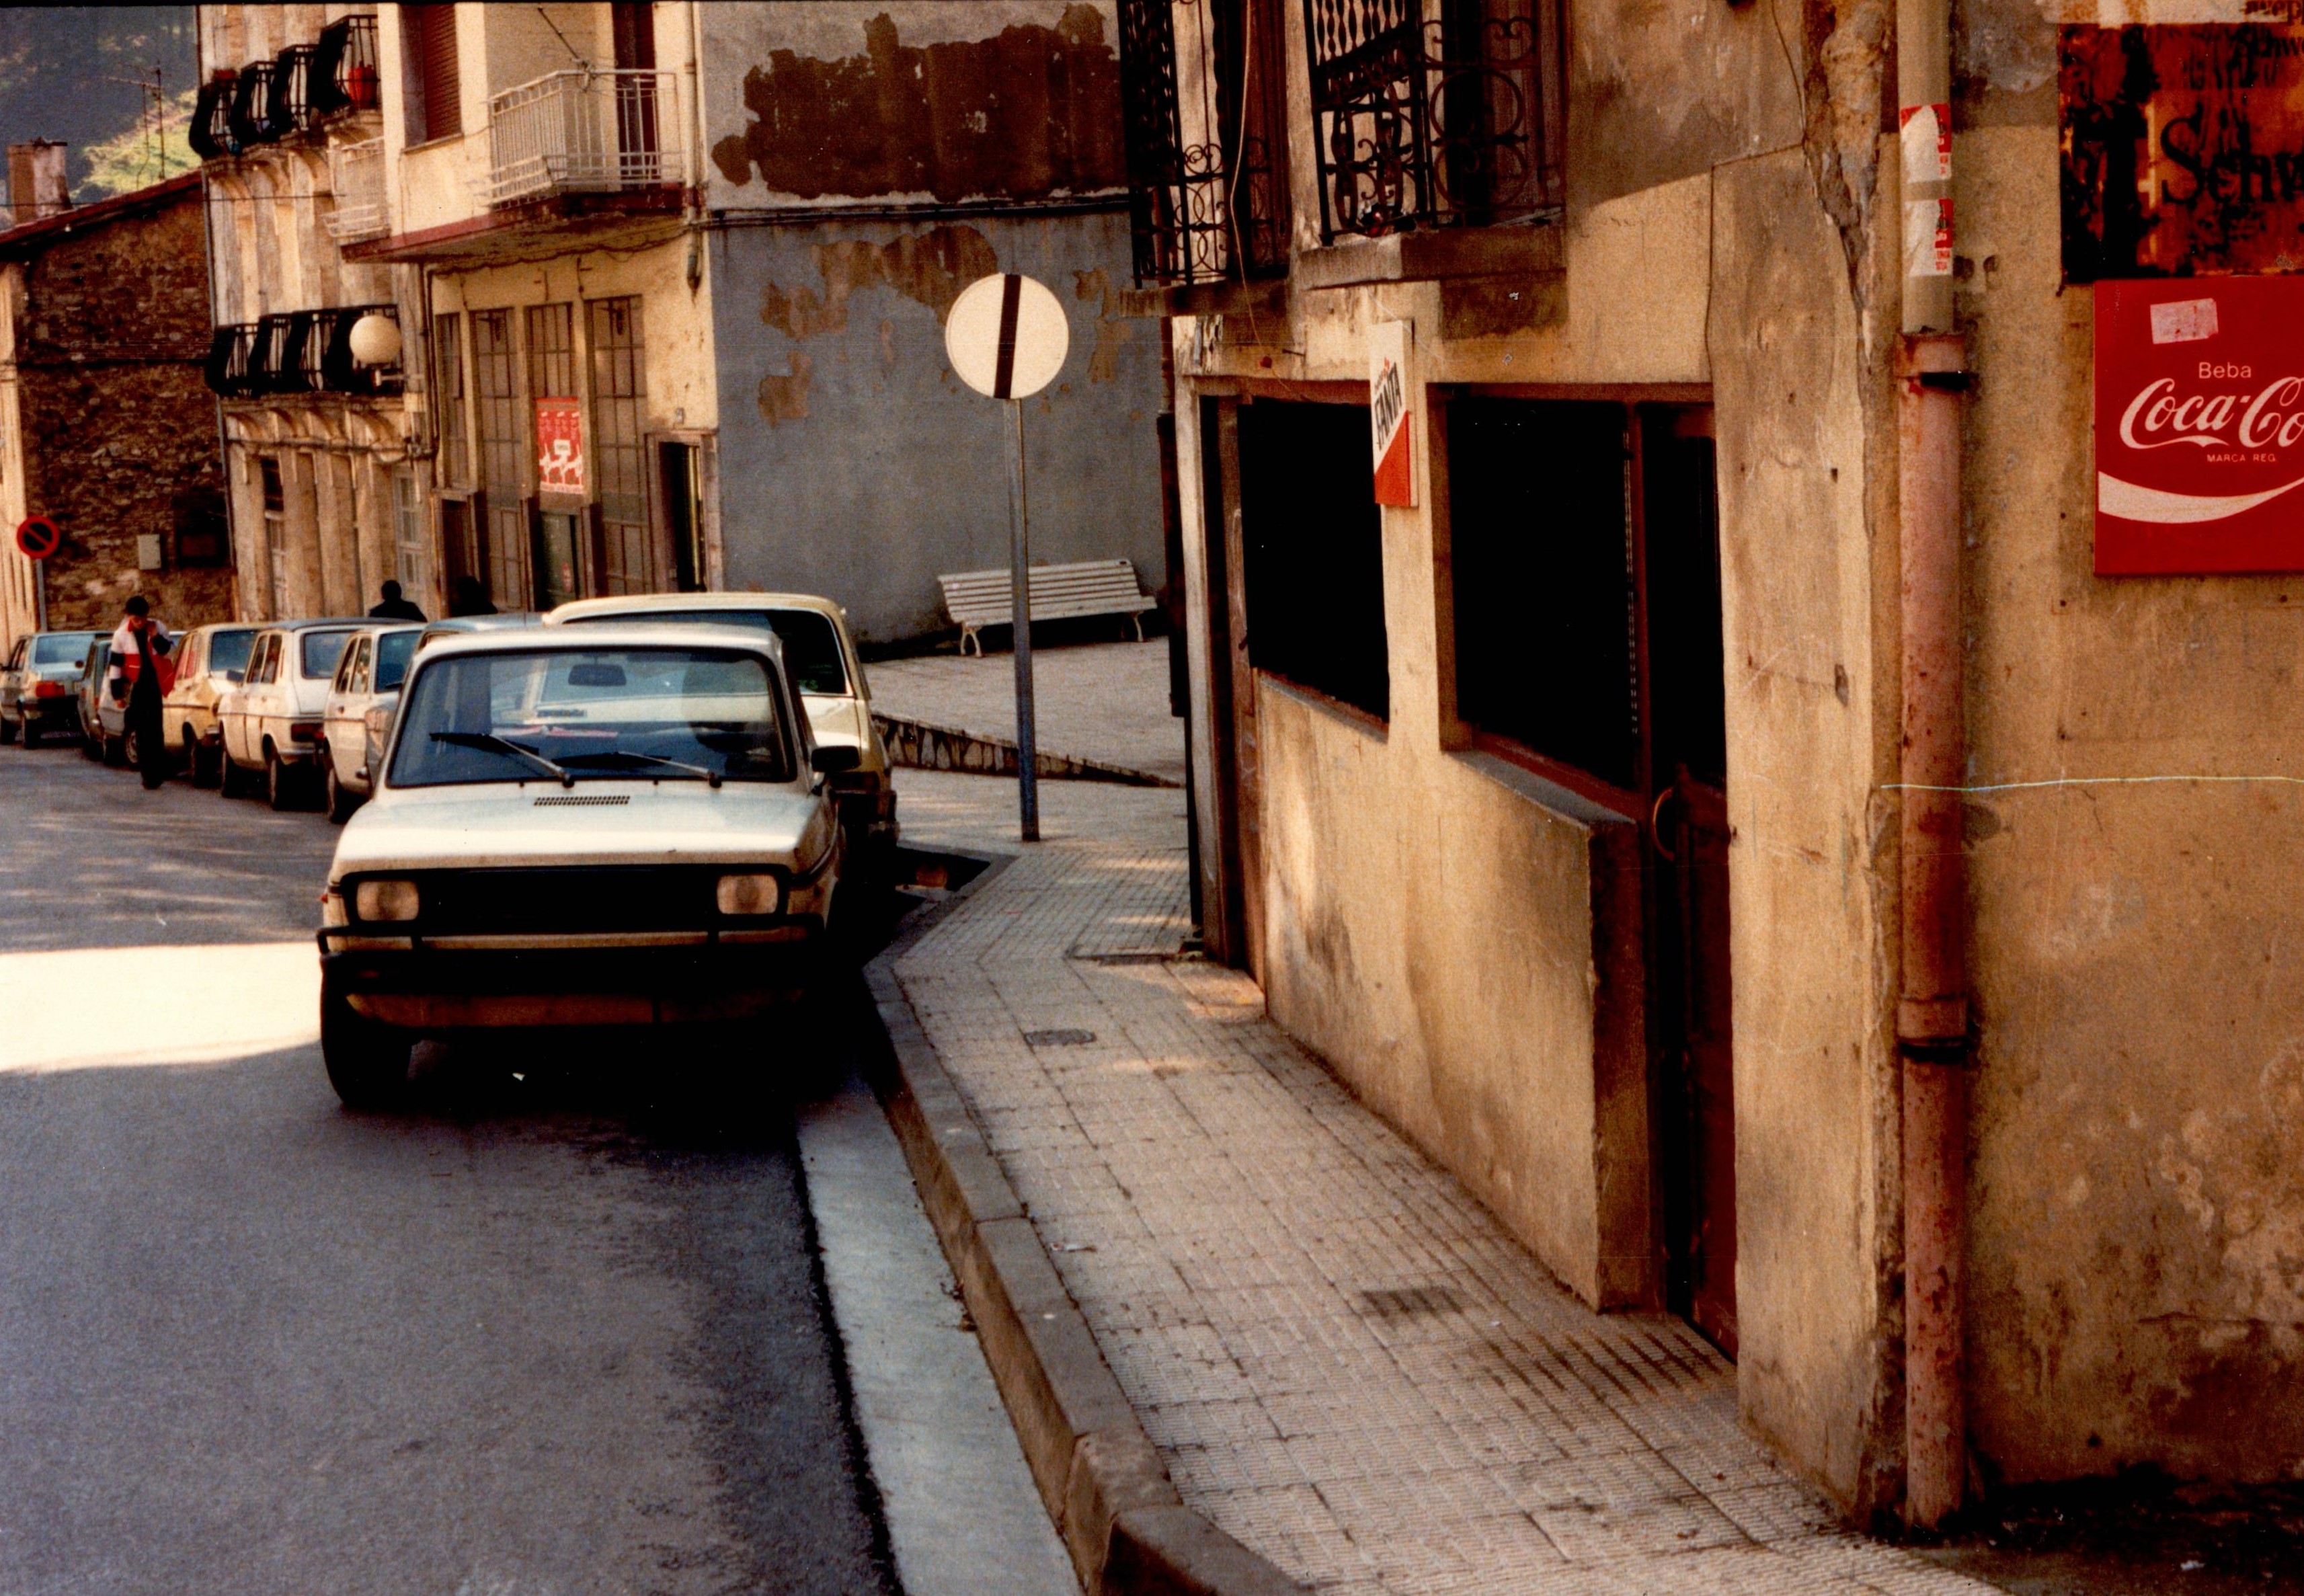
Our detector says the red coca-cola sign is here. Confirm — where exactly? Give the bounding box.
[2096,276,2304,575]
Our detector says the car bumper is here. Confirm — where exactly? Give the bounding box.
[317,934,828,1029]
[24,701,81,729]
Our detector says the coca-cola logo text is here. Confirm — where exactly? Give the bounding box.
[2117,366,2304,458]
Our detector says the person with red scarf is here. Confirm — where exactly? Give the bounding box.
[106,596,174,790]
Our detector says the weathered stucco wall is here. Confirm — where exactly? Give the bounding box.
[1958,97,2304,1484]
[709,211,1161,642]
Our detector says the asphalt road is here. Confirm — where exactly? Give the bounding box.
[0,737,900,1594]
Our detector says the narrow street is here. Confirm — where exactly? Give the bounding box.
[0,737,1064,1596]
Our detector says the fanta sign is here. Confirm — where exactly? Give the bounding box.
[2096,277,2304,573]
[1369,321,1415,508]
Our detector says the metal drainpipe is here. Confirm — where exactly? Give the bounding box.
[1896,0,1971,1532]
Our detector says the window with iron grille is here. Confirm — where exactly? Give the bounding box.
[588,297,650,595]
[1302,0,1565,241]
[473,310,528,608]
[525,303,575,399]
[434,311,469,487]
[261,457,290,616]
[310,15,381,118]
[1236,400,1390,721]
[1117,0,1291,286]
[393,468,429,595]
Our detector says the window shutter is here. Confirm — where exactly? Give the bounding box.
[405,5,460,143]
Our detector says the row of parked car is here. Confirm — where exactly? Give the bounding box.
[0,592,898,838]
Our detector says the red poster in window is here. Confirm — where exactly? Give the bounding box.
[2096,276,2304,575]
[535,398,585,495]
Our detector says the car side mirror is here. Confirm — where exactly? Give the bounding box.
[809,745,861,775]
[223,670,243,684]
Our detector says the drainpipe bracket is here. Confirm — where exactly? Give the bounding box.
[1897,995,1971,1057]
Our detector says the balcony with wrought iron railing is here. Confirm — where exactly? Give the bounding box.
[1117,0,1292,289]
[309,15,381,119]
[204,305,403,401]
[188,15,383,163]
[1302,0,1565,242]
[486,70,682,208]
[324,139,386,243]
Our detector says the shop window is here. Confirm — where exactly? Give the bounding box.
[1446,398,1636,793]
[1236,400,1389,722]
[588,296,649,594]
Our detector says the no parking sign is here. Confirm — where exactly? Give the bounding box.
[15,516,58,561]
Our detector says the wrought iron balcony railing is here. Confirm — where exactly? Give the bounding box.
[309,15,381,118]
[204,306,403,400]
[486,70,682,208]
[264,44,317,139]
[1304,0,1564,241]
[1118,0,1290,287]
[324,139,387,242]
[190,71,238,161]
[226,61,277,152]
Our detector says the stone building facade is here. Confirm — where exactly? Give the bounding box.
[0,167,229,649]
[1128,0,2304,1525]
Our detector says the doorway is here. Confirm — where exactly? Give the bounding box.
[1441,394,1733,1354]
[532,510,582,610]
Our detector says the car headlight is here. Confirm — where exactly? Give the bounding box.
[716,873,783,916]
[354,879,420,922]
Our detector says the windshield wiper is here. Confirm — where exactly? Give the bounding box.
[556,750,723,788]
[431,731,572,787]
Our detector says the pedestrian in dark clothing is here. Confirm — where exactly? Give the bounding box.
[447,576,497,618]
[107,596,173,791]
[368,580,426,621]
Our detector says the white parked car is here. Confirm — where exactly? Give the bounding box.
[317,623,855,1109]
[320,623,424,822]
[217,619,363,808]
[546,593,898,885]
[161,623,260,786]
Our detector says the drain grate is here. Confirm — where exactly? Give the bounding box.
[1359,1287,1462,1320]
[1023,1028,1097,1048]
[534,794,631,807]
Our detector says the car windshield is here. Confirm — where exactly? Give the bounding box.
[374,630,418,692]
[565,610,848,695]
[31,634,92,667]
[389,647,793,789]
[207,629,256,674]
[301,630,354,679]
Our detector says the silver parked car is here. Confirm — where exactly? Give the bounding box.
[317,623,856,1108]
[161,623,260,787]
[320,623,424,822]
[0,629,100,747]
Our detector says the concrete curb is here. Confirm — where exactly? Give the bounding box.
[860,867,1304,1596]
[873,711,1181,790]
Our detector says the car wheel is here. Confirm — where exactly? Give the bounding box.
[324,756,359,824]
[321,975,412,1111]
[123,725,141,770]
[79,723,103,761]
[18,720,36,750]
[220,750,257,797]
[1,713,17,745]
[102,730,126,768]
[265,746,299,811]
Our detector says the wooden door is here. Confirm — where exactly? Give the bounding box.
[1665,768,1736,1354]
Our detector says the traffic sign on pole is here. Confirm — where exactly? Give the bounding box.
[945,274,1071,843]
[15,516,60,561]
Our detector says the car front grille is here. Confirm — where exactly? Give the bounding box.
[391,867,724,935]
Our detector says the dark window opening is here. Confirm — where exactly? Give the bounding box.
[172,485,230,568]
[660,440,703,592]
[1236,399,1389,723]
[1448,398,1635,791]
[402,3,461,145]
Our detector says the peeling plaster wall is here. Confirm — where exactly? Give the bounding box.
[708,210,1161,641]
[1956,0,2304,1485]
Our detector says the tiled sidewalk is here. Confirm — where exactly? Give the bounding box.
[887,768,1996,1596]
[867,640,1189,787]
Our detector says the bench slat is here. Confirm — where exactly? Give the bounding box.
[938,560,1152,651]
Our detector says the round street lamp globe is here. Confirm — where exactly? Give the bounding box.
[348,313,402,367]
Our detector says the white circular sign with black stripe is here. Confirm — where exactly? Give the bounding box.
[945,272,1070,401]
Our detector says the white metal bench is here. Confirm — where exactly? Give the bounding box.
[939,559,1154,656]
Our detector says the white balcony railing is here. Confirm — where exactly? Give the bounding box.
[487,69,682,208]
[323,137,387,241]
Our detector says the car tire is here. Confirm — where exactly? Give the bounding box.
[102,731,126,768]
[321,976,412,1111]
[79,723,103,761]
[18,720,36,750]
[122,725,141,771]
[265,746,301,811]
[220,750,257,797]
[1,713,17,745]
[324,755,359,824]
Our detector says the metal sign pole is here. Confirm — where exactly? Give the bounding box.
[1006,396,1039,842]
[33,556,46,632]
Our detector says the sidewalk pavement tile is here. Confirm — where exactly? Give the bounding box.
[887,768,1995,1595]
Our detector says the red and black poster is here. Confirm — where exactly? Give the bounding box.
[2062,23,2304,281]
[2095,275,2304,573]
